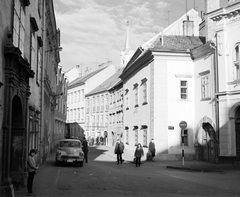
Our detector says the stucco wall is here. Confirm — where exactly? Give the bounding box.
[153,53,195,158]
[123,64,151,148]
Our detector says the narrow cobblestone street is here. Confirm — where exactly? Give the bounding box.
[15,146,240,197]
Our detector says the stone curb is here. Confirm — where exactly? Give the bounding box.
[166,165,224,173]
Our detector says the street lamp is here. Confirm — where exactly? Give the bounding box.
[45,46,63,53]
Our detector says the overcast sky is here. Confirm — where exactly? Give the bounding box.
[54,0,228,72]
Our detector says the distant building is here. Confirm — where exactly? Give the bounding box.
[85,69,123,145]
[53,65,68,148]
[66,63,116,139]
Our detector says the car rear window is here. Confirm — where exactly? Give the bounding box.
[60,141,81,148]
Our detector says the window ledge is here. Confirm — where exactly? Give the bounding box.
[134,104,139,108]
[142,102,148,106]
[126,107,129,110]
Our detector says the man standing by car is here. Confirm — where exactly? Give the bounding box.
[82,137,89,163]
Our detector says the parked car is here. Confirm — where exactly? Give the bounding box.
[56,139,84,167]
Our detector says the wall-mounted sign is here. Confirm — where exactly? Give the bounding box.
[168,126,174,130]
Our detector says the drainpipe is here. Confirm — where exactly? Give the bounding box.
[210,35,220,163]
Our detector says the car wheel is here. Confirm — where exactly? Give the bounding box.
[79,162,83,167]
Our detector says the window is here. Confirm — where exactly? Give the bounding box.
[201,75,210,99]
[141,78,148,105]
[81,90,84,101]
[86,116,89,130]
[233,44,240,80]
[181,129,188,146]
[67,93,70,104]
[143,129,147,147]
[101,115,103,127]
[126,128,129,144]
[36,37,42,84]
[96,115,99,128]
[81,107,84,120]
[92,116,95,131]
[180,80,188,99]
[135,128,138,146]
[78,108,80,120]
[101,95,104,111]
[134,84,139,107]
[70,110,73,121]
[86,98,90,114]
[125,89,129,110]
[38,0,42,18]
[97,96,100,112]
[105,94,108,111]
[74,109,76,121]
[92,97,95,113]
[113,93,115,104]
[13,0,25,55]
[112,113,115,124]
[105,115,108,126]
[78,90,81,102]
[71,93,73,103]
[30,30,36,69]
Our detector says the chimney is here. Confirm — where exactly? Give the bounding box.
[183,16,194,36]
[203,0,220,41]
[76,64,82,77]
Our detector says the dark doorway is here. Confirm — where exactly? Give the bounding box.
[235,107,240,162]
[11,96,24,181]
[202,123,216,162]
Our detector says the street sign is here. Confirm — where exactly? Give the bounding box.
[179,121,187,130]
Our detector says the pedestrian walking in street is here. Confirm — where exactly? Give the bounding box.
[134,143,144,167]
[114,139,125,165]
[27,149,39,196]
[82,137,89,163]
[148,138,156,161]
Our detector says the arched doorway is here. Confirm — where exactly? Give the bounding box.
[195,116,217,162]
[202,122,216,162]
[235,107,240,161]
[11,96,25,182]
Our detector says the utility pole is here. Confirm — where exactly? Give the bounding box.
[167,11,170,26]
[186,0,188,19]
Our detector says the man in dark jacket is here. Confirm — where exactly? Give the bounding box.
[114,139,125,164]
[82,137,89,163]
[148,138,156,161]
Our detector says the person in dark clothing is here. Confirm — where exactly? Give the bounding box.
[114,139,125,165]
[82,137,89,163]
[134,143,144,167]
[27,149,38,196]
[148,138,156,161]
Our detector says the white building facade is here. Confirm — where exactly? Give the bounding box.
[66,63,116,139]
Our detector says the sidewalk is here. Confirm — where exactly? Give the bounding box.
[101,145,240,173]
